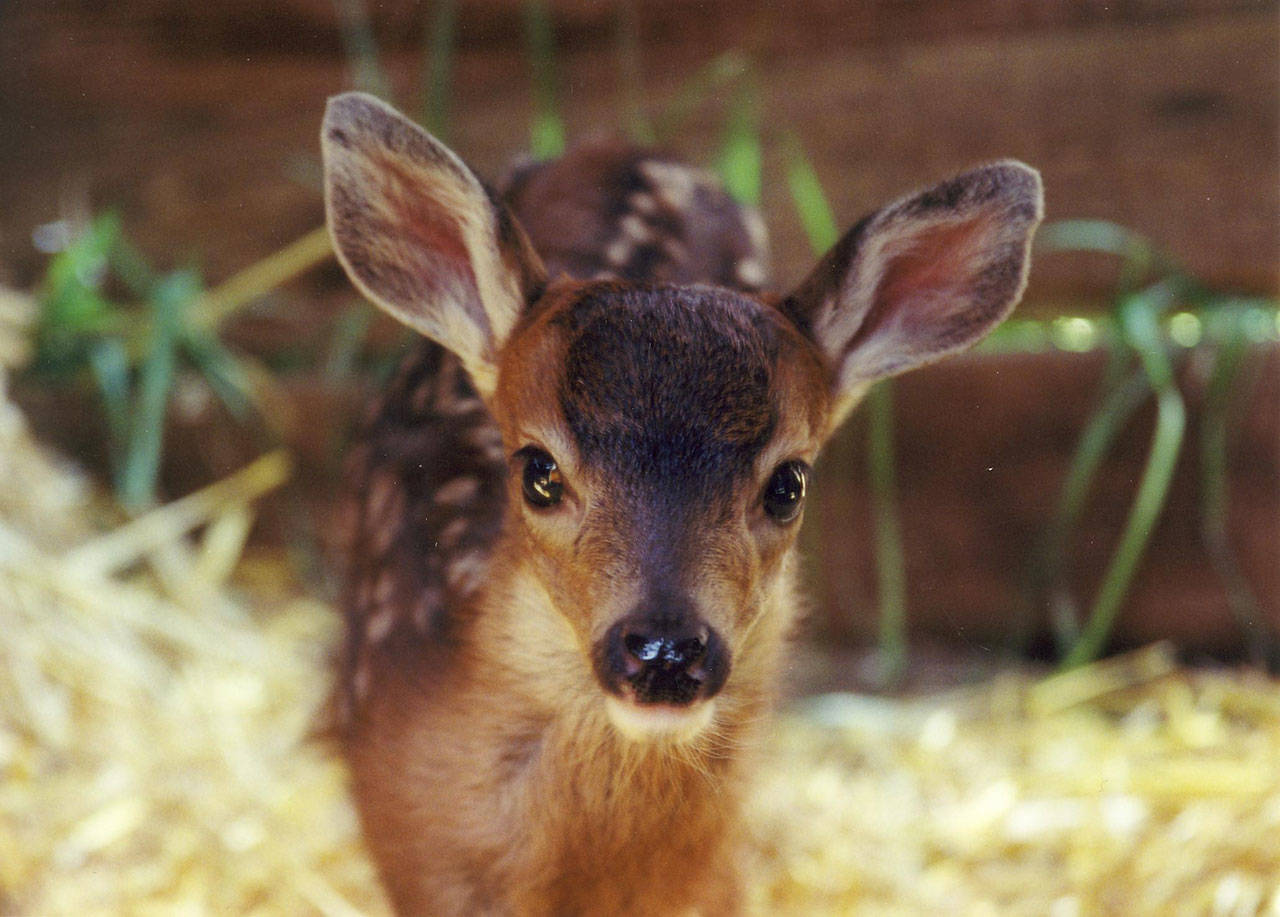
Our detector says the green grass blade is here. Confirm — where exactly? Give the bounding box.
[87,337,133,492]
[332,0,393,100]
[108,233,157,300]
[36,213,121,371]
[419,0,457,138]
[182,328,255,421]
[784,136,841,255]
[1036,219,1183,295]
[784,144,908,678]
[1036,368,1149,652]
[653,52,748,143]
[1198,310,1274,666]
[522,0,566,160]
[1036,220,1151,260]
[119,270,199,511]
[715,73,761,208]
[1062,288,1186,668]
[868,381,907,685]
[322,303,375,382]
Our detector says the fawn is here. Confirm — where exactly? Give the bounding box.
[322,92,1042,915]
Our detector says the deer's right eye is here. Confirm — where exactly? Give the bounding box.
[762,460,809,524]
[519,448,564,508]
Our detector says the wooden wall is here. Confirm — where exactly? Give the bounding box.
[0,0,1275,658]
[1,1,1275,297]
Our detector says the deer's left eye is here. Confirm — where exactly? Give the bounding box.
[762,461,809,524]
[519,447,564,508]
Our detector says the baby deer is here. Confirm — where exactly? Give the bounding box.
[322,92,1042,915]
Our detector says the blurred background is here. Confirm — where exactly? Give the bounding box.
[0,0,1276,671]
[5,0,1274,671]
[1,2,1279,913]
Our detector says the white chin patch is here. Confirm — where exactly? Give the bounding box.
[604,695,716,744]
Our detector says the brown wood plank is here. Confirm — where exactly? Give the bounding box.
[1,4,1274,300]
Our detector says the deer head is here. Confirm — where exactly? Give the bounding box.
[323,92,1042,742]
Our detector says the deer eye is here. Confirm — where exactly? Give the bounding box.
[519,447,563,508]
[762,460,808,524]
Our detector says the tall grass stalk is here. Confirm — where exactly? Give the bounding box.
[522,0,566,160]
[332,0,393,101]
[419,0,458,139]
[1061,289,1186,668]
[1198,313,1275,666]
[784,136,909,680]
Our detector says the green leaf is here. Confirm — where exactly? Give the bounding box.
[119,270,200,510]
[653,52,748,142]
[333,0,393,101]
[183,328,255,421]
[322,303,375,382]
[419,0,458,139]
[523,0,566,160]
[1061,287,1186,668]
[868,381,907,686]
[784,136,840,253]
[87,337,133,490]
[36,213,123,370]
[715,75,761,207]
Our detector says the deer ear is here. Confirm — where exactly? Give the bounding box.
[781,161,1043,423]
[322,92,546,398]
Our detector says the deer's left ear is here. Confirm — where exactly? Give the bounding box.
[781,161,1043,424]
[322,92,546,399]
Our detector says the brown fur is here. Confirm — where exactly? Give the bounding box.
[322,92,1043,915]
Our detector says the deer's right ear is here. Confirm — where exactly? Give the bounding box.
[781,161,1043,429]
[322,92,546,398]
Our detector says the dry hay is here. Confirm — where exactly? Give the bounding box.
[749,649,1280,916]
[0,303,1277,914]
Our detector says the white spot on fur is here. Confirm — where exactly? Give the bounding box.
[445,549,486,593]
[438,516,469,549]
[741,207,769,259]
[372,569,395,604]
[365,472,404,554]
[619,214,652,243]
[735,257,766,288]
[639,160,697,211]
[628,191,657,215]
[443,398,485,420]
[351,661,371,703]
[605,237,633,267]
[435,476,480,506]
[365,604,396,643]
[466,424,504,456]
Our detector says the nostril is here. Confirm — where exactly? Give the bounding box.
[624,632,665,664]
[623,630,707,670]
[672,636,707,667]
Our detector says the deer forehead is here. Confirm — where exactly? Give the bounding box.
[495,283,827,494]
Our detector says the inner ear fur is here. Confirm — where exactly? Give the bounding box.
[322,92,546,397]
[782,161,1044,420]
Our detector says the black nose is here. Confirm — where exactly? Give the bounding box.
[597,614,730,706]
[623,629,707,670]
